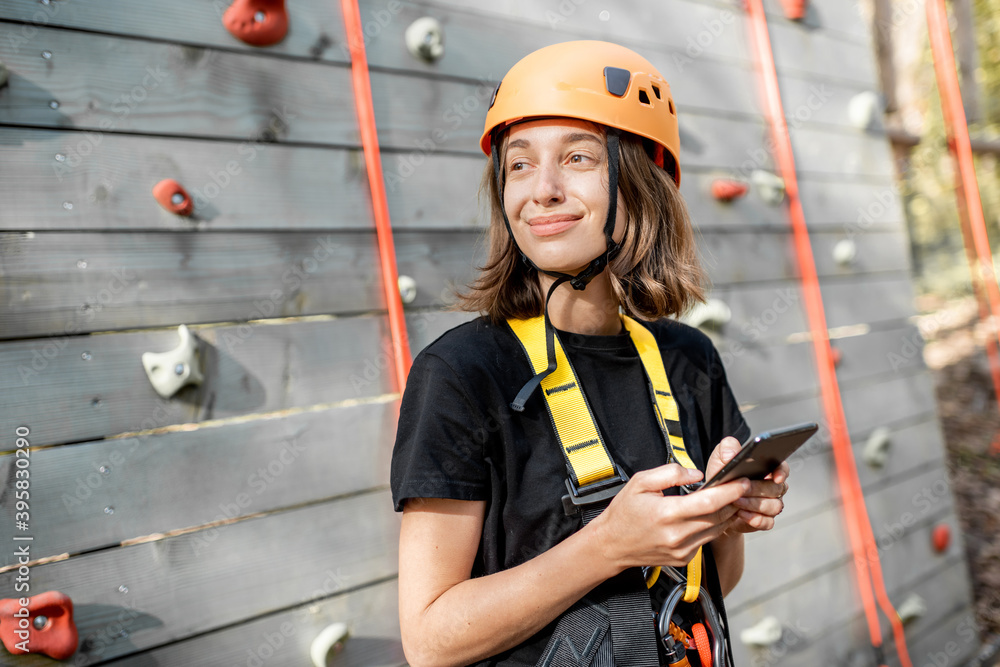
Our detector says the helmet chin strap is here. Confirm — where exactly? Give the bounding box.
[493,127,623,411]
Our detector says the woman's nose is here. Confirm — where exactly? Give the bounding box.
[532,163,565,205]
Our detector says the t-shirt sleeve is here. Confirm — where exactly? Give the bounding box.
[390,350,491,512]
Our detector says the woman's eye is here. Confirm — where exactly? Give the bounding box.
[510,161,525,171]
[569,154,589,164]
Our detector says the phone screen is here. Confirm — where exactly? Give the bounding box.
[699,422,818,490]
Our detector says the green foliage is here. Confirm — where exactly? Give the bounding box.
[904,0,1000,296]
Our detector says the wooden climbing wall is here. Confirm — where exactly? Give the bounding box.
[0,0,977,665]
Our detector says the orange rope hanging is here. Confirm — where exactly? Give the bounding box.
[926,0,1000,455]
[340,0,412,393]
[743,2,912,666]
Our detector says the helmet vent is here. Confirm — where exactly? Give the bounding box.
[603,66,631,97]
[638,89,651,106]
[668,99,675,115]
[652,85,661,99]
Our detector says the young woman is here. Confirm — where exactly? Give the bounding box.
[391,41,789,667]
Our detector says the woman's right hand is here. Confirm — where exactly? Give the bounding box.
[588,463,750,570]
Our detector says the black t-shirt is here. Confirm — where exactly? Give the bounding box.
[391,316,750,665]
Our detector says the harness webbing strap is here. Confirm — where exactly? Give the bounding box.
[508,317,616,487]
[508,313,709,663]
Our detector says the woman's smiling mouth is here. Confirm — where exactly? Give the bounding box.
[527,215,582,237]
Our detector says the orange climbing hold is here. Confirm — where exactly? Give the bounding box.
[778,0,808,20]
[223,0,289,47]
[0,591,78,660]
[152,179,194,216]
[710,179,749,202]
[932,523,951,553]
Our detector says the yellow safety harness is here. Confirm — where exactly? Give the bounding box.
[507,313,703,603]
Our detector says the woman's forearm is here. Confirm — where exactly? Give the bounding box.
[404,523,620,667]
[711,530,745,597]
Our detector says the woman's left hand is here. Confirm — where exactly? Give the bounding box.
[705,437,789,534]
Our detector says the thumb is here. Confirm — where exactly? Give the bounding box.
[707,436,743,479]
[632,463,703,492]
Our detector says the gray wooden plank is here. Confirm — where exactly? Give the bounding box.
[0,400,397,566]
[0,0,349,62]
[0,127,484,231]
[0,127,905,235]
[780,418,950,522]
[729,557,974,667]
[103,579,405,667]
[728,465,960,607]
[720,324,927,409]
[821,274,919,331]
[0,24,795,169]
[387,0,752,65]
[768,16,880,87]
[0,490,399,665]
[903,606,983,667]
[710,274,916,344]
[778,73,885,133]
[0,316,396,448]
[0,230,482,338]
[792,125,897,178]
[798,175,905,228]
[0,226,911,338]
[0,24,360,144]
[741,370,937,446]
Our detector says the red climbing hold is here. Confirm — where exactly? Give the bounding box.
[830,346,842,367]
[0,591,79,660]
[711,179,749,203]
[223,0,289,47]
[932,523,951,553]
[778,0,808,20]
[153,179,194,216]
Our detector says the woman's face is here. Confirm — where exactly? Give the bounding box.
[502,118,626,275]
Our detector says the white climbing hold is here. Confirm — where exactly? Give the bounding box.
[740,616,783,647]
[751,170,786,205]
[896,594,927,625]
[141,325,204,399]
[681,299,731,331]
[863,426,892,469]
[848,91,882,131]
[833,239,857,267]
[405,17,445,63]
[398,275,418,305]
[310,622,349,667]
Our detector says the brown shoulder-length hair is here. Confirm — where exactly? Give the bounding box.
[455,128,706,324]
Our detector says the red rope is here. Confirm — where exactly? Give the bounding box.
[340,0,412,393]
[926,0,1000,455]
[743,2,912,665]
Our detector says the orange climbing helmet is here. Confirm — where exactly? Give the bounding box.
[480,40,681,184]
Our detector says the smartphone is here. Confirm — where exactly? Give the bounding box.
[699,422,819,490]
